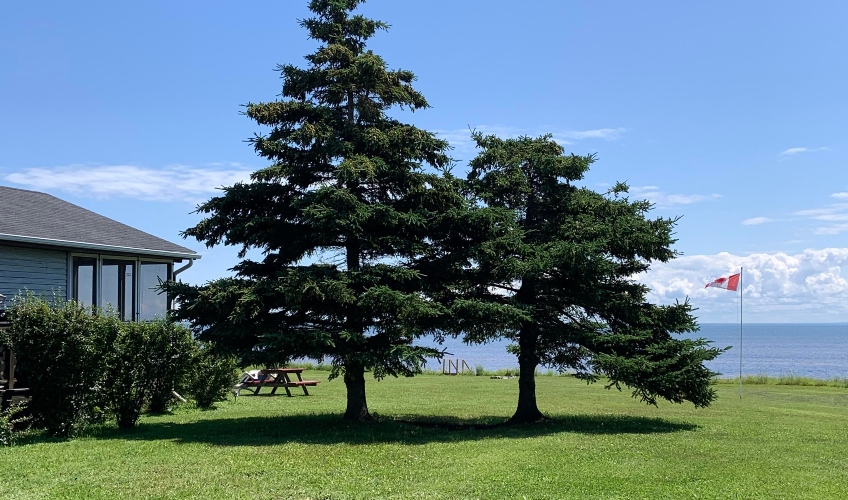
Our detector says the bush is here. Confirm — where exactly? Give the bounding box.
[103,322,156,429]
[145,320,195,414]
[187,346,238,409]
[104,320,197,427]
[6,295,118,437]
[0,400,30,447]
[6,294,234,429]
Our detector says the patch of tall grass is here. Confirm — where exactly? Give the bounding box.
[421,366,567,377]
[715,373,848,388]
[285,360,334,371]
[284,363,533,377]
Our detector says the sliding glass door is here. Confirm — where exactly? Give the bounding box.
[70,255,173,321]
[102,259,135,321]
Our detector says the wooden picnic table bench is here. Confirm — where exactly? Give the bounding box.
[0,388,30,411]
[233,368,319,398]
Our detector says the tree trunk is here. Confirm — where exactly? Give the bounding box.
[343,362,371,421]
[342,234,371,422]
[509,325,546,424]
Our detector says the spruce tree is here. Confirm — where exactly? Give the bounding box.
[165,0,460,421]
[435,132,724,423]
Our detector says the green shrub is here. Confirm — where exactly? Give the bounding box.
[0,400,30,447]
[104,322,159,429]
[6,295,119,437]
[104,320,200,427]
[187,346,238,409]
[6,295,203,432]
[145,320,195,413]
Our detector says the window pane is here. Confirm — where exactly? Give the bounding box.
[103,259,135,321]
[124,264,134,320]
[72,257,96,307]
[139,262,170,321]
[101,262,118,313]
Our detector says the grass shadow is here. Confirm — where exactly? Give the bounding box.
[14,412,698,447]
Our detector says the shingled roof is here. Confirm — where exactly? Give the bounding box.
[0,186,200,260]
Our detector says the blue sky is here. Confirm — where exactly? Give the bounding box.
[2,0,846,322]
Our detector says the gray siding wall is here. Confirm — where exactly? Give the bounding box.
[0,244,68,301]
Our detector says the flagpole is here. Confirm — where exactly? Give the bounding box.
[739,266,743,399]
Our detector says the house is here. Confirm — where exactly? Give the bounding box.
[0,186,200,321]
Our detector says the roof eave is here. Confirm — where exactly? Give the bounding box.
[0,233,201,260]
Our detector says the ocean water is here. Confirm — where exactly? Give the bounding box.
[421,323,848,379]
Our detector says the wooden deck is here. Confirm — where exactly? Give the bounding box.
[0,341,29,410]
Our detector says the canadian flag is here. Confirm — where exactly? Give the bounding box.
[705,273,740,291]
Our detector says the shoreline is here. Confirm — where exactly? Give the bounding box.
[287,362,848,388]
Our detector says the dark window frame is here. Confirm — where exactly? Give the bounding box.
[71,256,97,308]
[102,258,137,322]
[69,254,174,322]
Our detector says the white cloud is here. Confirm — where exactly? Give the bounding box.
[436,125,626,160]
[793,201,848,235]
[639,248,848,322]
[556,128,626,141]
[831,192,848,199]
[780,147,810,155]
[628,186,721,208]
[794,207,839,217]
[814,214,848,221]
[779,146,830,156]
[4,164,254,203]
[665,194,722,205]
[741,217,773,225]
[813,224,848,235]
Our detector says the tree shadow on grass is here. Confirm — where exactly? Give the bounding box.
[393,413,699,435]
[16,412,698,447]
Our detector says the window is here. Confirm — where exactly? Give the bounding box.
[139,261,170,321]
[72,257,96,308]
[102,259,135,321]
[70,255,173,321]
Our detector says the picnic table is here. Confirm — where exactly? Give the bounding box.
[233,368,319,398]
[1,388,29,411]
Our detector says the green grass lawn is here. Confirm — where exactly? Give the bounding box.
[2,371,847,499]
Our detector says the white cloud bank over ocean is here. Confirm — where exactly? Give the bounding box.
[639,248,848,323]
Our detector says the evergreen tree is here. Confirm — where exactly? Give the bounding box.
[165,0,461,421]
[436,132,724,423]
